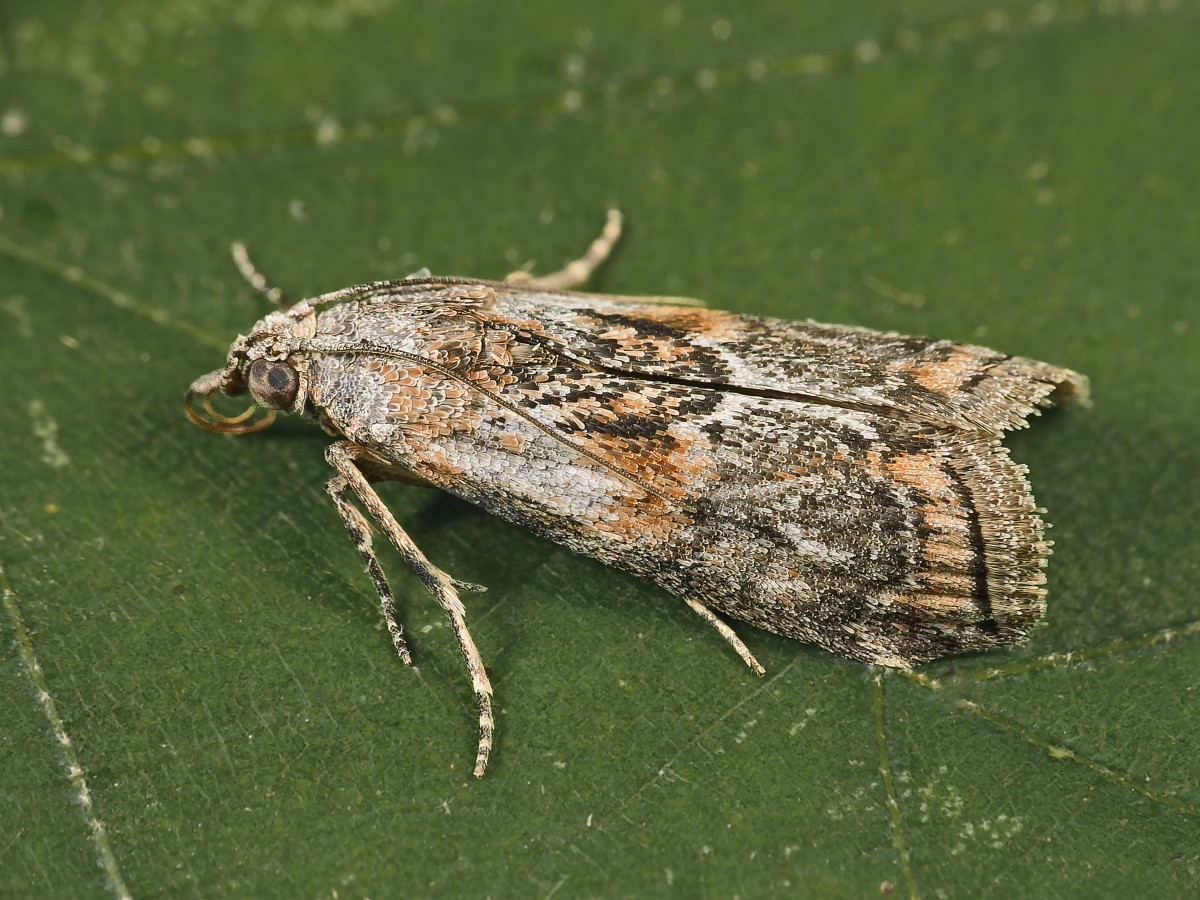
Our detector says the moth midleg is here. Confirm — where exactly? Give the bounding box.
[325,441,495,777]
[505,208,623,290]
[230,242,292,308]
[681,596,766,677]
[325,474,413,666]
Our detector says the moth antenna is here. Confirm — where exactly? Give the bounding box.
[231,242,292,308]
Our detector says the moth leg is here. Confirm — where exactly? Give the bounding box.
[230,242,293,308]
[325,441,495,778]
[325,475,413,666]
[505,208,623,290]
[681,596,766,677]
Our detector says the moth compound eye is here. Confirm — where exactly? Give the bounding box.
[247,358,299,410]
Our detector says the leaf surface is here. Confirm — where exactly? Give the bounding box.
[2,1,1198,896]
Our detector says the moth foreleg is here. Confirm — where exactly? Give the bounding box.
[325,473,413,666]
[505,208,623,290]
[681,596,766,677]
[325,440,495,777]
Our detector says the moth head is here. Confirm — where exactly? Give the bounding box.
[185,310,313,435]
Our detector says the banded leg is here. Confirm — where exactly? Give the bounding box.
[506,208,623,290]
[681,596,766,677]
[325,476,413,666]
[325,441,495,778]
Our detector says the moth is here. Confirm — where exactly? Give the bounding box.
[187,210,1088,776]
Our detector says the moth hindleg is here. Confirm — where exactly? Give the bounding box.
[681,596,766,676]
[505,208,623,290]
[325,440,495,777]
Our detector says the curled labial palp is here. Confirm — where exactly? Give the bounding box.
[184,370,277,435]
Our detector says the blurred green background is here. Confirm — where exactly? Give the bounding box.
[2,1,1198,897]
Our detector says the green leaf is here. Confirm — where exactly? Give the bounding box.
[2,1,1198,896]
